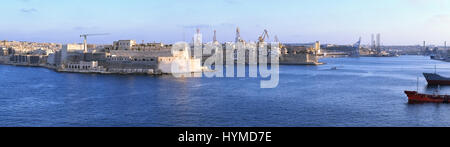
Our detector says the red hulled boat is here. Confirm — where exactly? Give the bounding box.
[404,91,450,104]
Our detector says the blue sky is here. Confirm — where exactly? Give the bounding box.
[1,0,450,45]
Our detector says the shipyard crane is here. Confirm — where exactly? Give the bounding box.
[351,37,362,57]
[258,29,269,43]
[274,35,279,42]
[272,35,284,57]
[80,33,109,53]
[274,35,284,49]
[353,37,361,49]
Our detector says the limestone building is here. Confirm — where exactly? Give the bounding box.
[113,40,136,50]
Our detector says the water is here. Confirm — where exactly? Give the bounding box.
[1,55,450,127]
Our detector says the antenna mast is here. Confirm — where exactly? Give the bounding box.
[417,77,419,92]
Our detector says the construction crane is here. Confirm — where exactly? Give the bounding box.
[80,33,109,53]
[258,29,269,43]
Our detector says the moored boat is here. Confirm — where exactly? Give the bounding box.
[423,73,450,85]
[404,91,450,104]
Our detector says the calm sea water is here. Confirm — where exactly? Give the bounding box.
[1,55,450,127]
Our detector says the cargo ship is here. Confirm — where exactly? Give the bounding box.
[423,73,450,85]
[404,91,450,103]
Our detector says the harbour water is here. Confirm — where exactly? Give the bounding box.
[1,55,450,127]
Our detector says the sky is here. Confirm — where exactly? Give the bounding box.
[1,0,450,45]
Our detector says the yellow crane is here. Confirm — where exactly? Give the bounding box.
[258,29,269,43]
[274,35,284,49]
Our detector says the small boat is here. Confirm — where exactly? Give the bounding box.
[404,91,450,104]
[405,77,449,103]
[430,55,437,60]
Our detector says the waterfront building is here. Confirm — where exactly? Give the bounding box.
[66,61,99,70]
[281,44,322,65]
[1,48,7,56]
[315,41,321,54]
[47,53,56,66]
[131,43,172,51]
[0,40,61,54]
[113,40,137,50]
[158,44,203,74]
[8,48,15,55]
[62,44,84,52]
[279,53,320,65]
[105,50,161,72]
[61,44,83,58]
[0,56,9,63]
[106,42,204,74]
[60,44,89,66]
[10,54,47,65]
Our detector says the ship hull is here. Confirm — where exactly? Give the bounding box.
[426,80,450,85]
[423,73,450,85]
[404,91,450,104]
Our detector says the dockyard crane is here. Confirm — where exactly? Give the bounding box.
[258,29,269,43]
[274,35,284,49]
[353,37,361,49]
[274,35,279,42]
[80,33,109,53]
